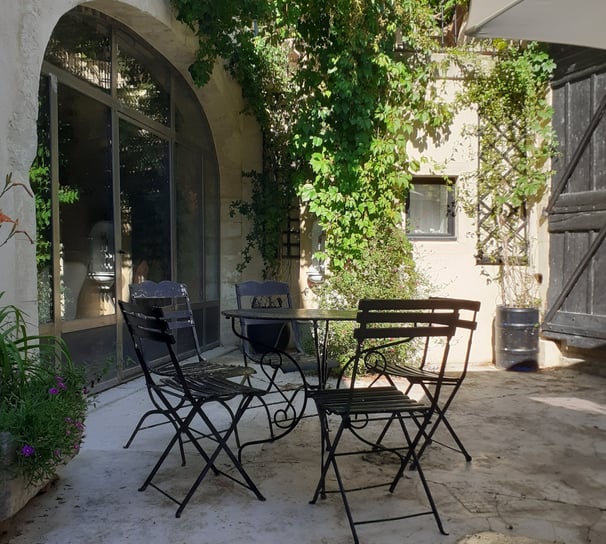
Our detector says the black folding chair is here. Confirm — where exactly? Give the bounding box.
[124,280,254,451]
[309,299,460,543]
[232,281,318,456]
[364,298,480,462]
[119,300,267,517]
[235,280,332,378]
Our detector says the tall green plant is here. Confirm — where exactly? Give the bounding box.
[314,228,429,369]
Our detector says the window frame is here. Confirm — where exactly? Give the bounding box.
[406,176,456,241]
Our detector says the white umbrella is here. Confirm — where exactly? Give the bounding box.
[466,0,606,51]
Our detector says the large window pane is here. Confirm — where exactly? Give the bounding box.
[176,144,204,301]
[37,6,222,387]
[45,10,111,92]
[117,34,170,125]
[119,121,170,290]
[58,84,114,320]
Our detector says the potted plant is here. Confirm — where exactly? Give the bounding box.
[0,296,88,521]
[458,42,556,370]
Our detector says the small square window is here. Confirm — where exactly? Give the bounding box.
[406,176,455,240]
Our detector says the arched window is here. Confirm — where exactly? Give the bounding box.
[34,7,220,388]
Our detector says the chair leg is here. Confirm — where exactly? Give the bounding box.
[139,401,218,494]
[389,413,448,536]
[123,409,163,448]
[310,418,362,543]
[416,405,472,462]
[139,394,265,517]
[311,410,448,542]
[415,383,472,462]
[125,408,188,466]
[176,396,265,517]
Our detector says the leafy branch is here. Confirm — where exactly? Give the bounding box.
[171,0,455,275]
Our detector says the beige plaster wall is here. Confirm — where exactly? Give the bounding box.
[0,1,262,343]
[406,66,556,366]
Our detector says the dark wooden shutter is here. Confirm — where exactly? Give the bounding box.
[543,46,606,348]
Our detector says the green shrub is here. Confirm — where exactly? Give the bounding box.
[0,296,88,485]
[314,228,430,374]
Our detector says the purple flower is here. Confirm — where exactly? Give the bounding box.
[20,444,35,457]
[56,376,67,390]
[54,448,62,458]
[49,387,60,395]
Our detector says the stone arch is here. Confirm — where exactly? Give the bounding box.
[1,0,261,315]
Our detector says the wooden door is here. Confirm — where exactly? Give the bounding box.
[543,46,606,348]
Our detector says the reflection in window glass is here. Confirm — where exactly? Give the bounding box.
[45,10,111,91]
[407,177,455,238]
[117,35,170,125]
[176,144,203,301]
[36,6,222,385]
[119,120,171,287]
[58,84,114,320]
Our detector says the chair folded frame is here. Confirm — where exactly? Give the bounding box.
[309,298,471,542]
[119,301,266,518]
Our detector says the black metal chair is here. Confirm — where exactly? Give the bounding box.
[363,298,481,462]
[124,280,253,451]
[233,280,312,456]
[119,300,267,518]
[236,281,312,367]
[309,299,461,543]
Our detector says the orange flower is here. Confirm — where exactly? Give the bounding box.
[0,211,17,225]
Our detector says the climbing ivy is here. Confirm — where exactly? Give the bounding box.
[170,0,455,274]
[457,40,556,307]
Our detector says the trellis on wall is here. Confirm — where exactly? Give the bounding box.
[475,118,529,266]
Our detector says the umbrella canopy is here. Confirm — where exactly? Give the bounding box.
[466,0,606,51]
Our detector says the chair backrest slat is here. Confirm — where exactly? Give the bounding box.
[120,300,197,399]
[129,280,202,360]
[350,298,467,393]
[355,324,456,340]
[352,297,481,386]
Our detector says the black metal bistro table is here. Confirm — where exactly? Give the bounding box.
[222,307,357,458]
[222,307,357,389]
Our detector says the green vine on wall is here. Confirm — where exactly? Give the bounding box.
[457,40,556,307]
[171,0,456,275]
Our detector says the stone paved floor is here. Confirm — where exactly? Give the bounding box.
[1,354,605,544]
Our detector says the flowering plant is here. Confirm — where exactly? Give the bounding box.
[0,295,88,485]
[0,172,34,248]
